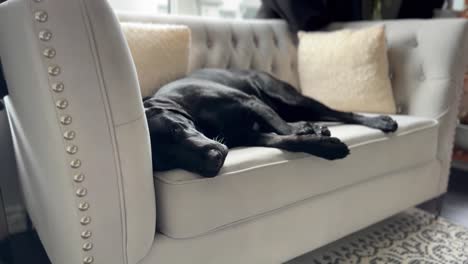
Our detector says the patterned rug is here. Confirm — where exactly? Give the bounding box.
[289,208,468,264]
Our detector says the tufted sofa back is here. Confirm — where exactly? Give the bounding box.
[118,13,300,89]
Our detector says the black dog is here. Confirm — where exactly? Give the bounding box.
[144,69,398,177]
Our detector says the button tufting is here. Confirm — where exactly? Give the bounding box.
[231,35,237,48]
[396,104,405,114]
[253,35,259,48]
[206,37,213,49]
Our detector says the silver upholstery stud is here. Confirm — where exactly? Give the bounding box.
[83,256,94,264]
[81,230,92,239]
[34,10,48,22]
[80,216,91,225]
[70,159,82,168]
[63,130,76,140]
[38,30,52,41]
[60,115,72,125]
[76,187,88,197]
[48,65,61,76]
[78,202,90,211]
[56,99,69,109]
[73,173,85,183]
[43,47,56,59]
[52,82,64,93]
[82,242,93,251]
[66,145,78,155]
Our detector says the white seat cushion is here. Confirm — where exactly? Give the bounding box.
[154,115,438,239]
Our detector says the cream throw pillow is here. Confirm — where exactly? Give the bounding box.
[297,26,396,114]
[121,22,190,98]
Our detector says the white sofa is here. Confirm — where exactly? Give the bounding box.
[0,0,467,263]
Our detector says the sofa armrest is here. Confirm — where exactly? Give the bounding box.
[330,19,468,194]
[0,0,155,263]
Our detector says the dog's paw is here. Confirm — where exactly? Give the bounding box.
[313,124,331,137]
[317,137,350,160]
[293,122,331,136]
[368,115,398,133]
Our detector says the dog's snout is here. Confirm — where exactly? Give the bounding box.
[207,149,223,164]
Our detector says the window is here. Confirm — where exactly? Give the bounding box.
[109,0,261,19]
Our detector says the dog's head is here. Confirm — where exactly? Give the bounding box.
[144,98,228,177]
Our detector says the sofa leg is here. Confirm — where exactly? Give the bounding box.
[417,194,446,220]
[434,194,445,220]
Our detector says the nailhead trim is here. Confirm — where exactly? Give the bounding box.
[43,47,56,59]
[38,29,52,41]
[60,115,72,125]
[48,65,61,76]
[82,242,93,251]
[73,173,85,183]
[56,99,69,109]
[63,130,76,140]
[78,202,90,211]
[33,1,94,260]
[34,10,48,23]
[51,82,64,93]
[81,230,92,239]
[83,256,94,264]
[66,145,79,155]
[76,188,88,198]
[70,159,82,169]
[80,216,91,225]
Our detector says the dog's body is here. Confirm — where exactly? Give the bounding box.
[144,68,398,177]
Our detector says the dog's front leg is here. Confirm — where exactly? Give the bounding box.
[248,133,350,160]
[242,98,294,135]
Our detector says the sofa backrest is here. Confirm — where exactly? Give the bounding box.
[118,13,301,90]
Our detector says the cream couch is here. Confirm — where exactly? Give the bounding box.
[0,0,467,263]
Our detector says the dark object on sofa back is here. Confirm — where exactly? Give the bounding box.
[257,0,445,32]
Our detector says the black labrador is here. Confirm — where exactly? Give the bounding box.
[143,68,398,177]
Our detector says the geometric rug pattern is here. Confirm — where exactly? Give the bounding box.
[289,208,468,264]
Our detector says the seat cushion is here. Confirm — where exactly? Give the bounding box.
[154,115,438,239]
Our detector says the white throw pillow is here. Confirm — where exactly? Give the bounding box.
[121,22,191,98]
[297,26,396,114]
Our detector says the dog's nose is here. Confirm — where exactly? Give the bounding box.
[207,149,223,164]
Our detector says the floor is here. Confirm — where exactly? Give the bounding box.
[0,169,467,264]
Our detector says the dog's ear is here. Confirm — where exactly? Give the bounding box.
[144,98,193,121]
